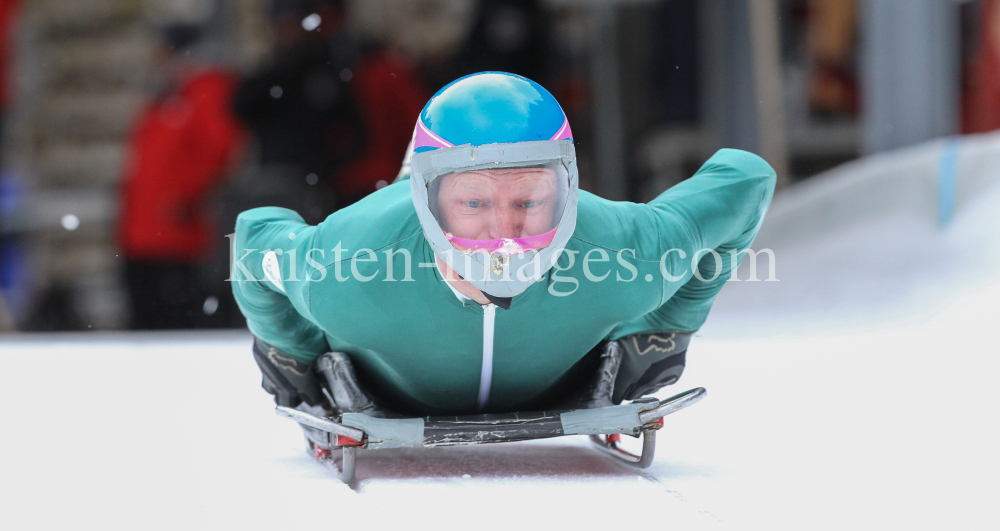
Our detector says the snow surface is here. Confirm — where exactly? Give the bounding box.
[3,159,1000,529]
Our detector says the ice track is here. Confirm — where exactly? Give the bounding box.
[4,140,1000,529]
[0,333,723,529]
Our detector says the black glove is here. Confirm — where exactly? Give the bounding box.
[251,337,326,408]
[315,352,398,418]
[613,332,690,403]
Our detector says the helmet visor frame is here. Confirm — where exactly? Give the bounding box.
[410,140,578,297]
[413,140,575,255]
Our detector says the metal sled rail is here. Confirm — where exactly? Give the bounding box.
[276,387,706,482]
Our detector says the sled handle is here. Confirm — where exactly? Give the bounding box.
[637,387,706,425]
[275,406,366,441]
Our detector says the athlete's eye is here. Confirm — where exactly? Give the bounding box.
[523,201,536,208]
[466,200,481,208]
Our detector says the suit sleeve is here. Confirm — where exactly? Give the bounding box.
[230,207,328,362]
[610,149,776,338]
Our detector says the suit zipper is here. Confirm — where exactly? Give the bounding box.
[476,303,497,412]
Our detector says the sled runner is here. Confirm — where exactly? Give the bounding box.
[276,386,706,483]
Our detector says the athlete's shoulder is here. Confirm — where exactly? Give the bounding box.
[701,149,776,180]
[235,206,303,232]
[571,191,657,255]
[314,180,423,251]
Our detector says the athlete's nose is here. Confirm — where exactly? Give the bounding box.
[490,205,523,239]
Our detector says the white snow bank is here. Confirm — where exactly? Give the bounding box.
[707,132,1000,333]
[755,130,1000,249]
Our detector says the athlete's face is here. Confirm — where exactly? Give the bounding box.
[436,167,559,242]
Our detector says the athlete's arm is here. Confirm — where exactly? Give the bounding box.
[230,207,328,362]
[600,149,774,401]
[610,148,776,338]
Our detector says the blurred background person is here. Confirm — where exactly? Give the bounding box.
[116,23,244,330]
[0,0,18,156]
[0,0,20,332]
[233,0,425,219]
[963,0,1000,133]
[806,0,858,119]
[437,0,549,87]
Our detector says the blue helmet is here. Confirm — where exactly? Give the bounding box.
[408,72,579,298]
[413,72,573,153]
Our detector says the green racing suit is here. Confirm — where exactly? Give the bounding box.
[231,148,776,415]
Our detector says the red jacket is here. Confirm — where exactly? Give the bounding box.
[0,0,21,110]
[963,0,1000,133]
[117,68,243,262]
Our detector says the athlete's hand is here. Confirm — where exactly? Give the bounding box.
[251,337,327,408]
[613,332,690,403]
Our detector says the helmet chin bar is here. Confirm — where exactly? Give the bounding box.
[433,248,547,298]
[490,252,508,276]
[411,140,579,298]
[437,248,533,280]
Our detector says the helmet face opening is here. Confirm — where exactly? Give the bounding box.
[428,162,570,255]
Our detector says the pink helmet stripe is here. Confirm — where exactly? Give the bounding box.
[549,117,573,141]
[413,119,455,150]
